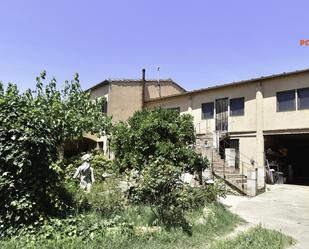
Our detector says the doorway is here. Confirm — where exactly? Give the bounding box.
[265,134,309,185]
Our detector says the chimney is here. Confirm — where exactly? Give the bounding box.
[141,68,146,108]
[142,68,146,81]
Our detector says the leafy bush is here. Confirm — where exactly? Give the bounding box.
[111,108,209,233]
[182,181,227,211]
[111,108,206,174]
[1,214,134,248]
[129,157,188,230]
[87,179,125,216]
[63,165,125,216]
[0,73,110,235]
[91,150,115,180]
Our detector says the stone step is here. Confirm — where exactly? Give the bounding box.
[214,171,242,177]
[216,175,247,184]
[219,175,247,184]
[232,179,247,184]
[212,165,236,172]
[225,173,247,179]
[216,174,247,191]
[214,172,247,194]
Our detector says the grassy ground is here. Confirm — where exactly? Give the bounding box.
[0,203,241,249]
[0,203,294,249]
[210,225,294,249]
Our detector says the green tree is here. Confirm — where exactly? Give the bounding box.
[111,108,208,232]
[111,108,202,173]
[0,72,110,234]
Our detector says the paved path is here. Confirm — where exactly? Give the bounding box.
[220,184,309,249]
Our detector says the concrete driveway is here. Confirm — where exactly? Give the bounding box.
[220,184,309,249]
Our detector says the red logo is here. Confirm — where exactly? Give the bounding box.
[300,40,309,46]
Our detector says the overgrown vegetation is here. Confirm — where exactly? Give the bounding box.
[111,108,209,232]
[0,72,110,235]
[0,75,293,249]
[0,204,243,249]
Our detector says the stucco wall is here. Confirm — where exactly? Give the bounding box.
[90,83,109,99]
[262,72,309,132]
[145,95,190,114]
[108,82,143,123]
[238,136,257,170]
[146,72,309,136]
[144,81,185,101]
[146,82,258,134]
[190,84,257,134]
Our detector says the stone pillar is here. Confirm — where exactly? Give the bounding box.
[256,82,265,189]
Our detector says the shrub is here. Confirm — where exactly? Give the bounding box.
[1,214,134,248]
[111,108,207,174]
[83,178,125,216]
[89,150,115,181]
[126,156,201,234]
[111,108,210,233]
[0,73,110,235]
[182,181,228,211]
[64,176,125,217]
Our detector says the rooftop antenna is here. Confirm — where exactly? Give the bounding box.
[157,66,161,97]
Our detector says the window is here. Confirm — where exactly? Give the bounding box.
[230,97,244,116]
[277,90,295,112]
[297,87,309,110]
[102,100,108,114]
[201,102,214,119]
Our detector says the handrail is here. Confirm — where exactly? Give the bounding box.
[195,134,257,195]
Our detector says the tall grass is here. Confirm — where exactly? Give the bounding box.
[0,203,242,249]
[210,225,294,249]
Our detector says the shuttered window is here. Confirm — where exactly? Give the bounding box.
[277,90,295,112]
[230,97,244,116]
[201,102,214,119]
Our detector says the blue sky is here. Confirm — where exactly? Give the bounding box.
[1,0,309,92]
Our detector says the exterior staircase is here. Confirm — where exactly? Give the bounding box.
[195,133,248,195]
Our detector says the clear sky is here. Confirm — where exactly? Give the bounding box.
[1,0,309,92]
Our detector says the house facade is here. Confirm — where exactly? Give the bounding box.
[82,69,186,155]
[81,68,309,196]
[145,69,309,195]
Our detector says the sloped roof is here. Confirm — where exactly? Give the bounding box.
[145,67,309,103]
[87,78,186,92]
